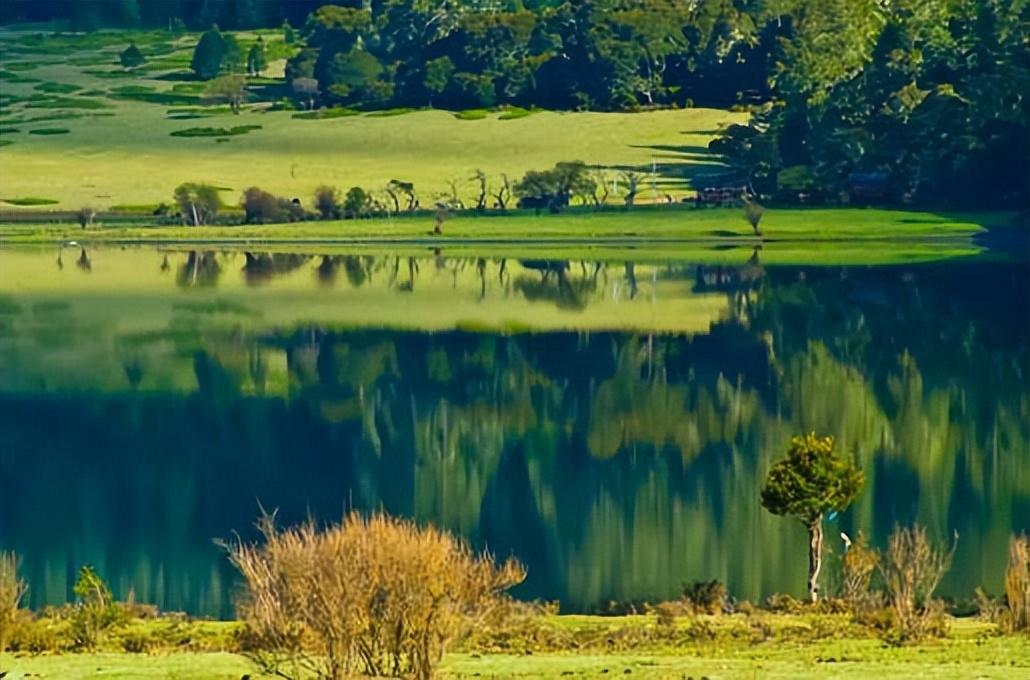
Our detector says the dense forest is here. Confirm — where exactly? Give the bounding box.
[2,0,1027,207]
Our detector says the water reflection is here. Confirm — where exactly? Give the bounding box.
[0,248,1026,617]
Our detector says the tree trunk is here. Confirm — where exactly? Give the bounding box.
[807,517,824,603]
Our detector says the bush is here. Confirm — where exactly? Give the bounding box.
[69,566,125,650]
[343,186,372,218]
[241,187,304,224]
[227,512,525,680]
[8,618,60,653]
[0,551,27,652]
[683,580,727,615]
[454,108,489,120]
[1005,534,1030,632]
[879,525,957,643]
[313,185,341,219]
[840,532,881,617]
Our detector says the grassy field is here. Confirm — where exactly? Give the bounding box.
[0,206,1009,247]
[0,27,741,211]
[0,616,1026,679]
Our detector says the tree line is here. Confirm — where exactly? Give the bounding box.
[169,161,660,227]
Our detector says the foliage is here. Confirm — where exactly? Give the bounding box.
[173,182,221,225]
[761,433,864,603]
[761,434,865,526]
[69,566,124,650]
[683,580,727,615]
[313,185,340,220]
[515,161,595,212]
[879,525,957,643]
[191,27,226,80]
[0,551,27,652]
[204,74,247,113]
[227,511,525,680]
[246,38,267,76]
[1005,534,1030,632]
[342,186,372,219]
[241,187,303,224]
[119,43,145,69]
[840,532,881,617]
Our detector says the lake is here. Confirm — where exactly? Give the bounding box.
[0,245,1026,618]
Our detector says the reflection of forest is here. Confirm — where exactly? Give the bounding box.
[0,258,1026,617]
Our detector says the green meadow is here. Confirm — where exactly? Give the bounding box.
[0,26,739,211]
[0,615,1026,680]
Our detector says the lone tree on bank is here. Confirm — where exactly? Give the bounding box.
[191,26,225,80]
[761,433,864,603]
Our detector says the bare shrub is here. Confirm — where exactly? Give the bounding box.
[1005,533,1030,632]
[840,532,881,616]
[973,586,1005,623]
[683,580,727,615]
[0,551,27,651]
[227,512,525,680]
[879,525,957,643]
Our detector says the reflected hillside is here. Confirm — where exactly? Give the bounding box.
[0,249,1026,617]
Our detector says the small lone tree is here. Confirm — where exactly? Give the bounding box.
[743,197,765,236]
[761,433,864,603]
[246,37,267,76]
[313,185,340,219]
[119,43,145,69]
[173,183,222,226]
[206,74,247,113]
[282,19,297,45]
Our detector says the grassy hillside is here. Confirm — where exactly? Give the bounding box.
[0,28,741,211]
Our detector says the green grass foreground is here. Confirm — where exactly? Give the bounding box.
[0,615,1027,679]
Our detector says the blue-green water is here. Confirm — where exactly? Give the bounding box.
[0,248,1026,617]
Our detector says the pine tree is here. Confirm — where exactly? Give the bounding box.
[191,27,226,80]
[247,37,267,76]
[120,43,146,69]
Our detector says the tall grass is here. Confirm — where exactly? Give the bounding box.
[1006,534,1030,632]
[0,551,27,652]
[227,512,525,680]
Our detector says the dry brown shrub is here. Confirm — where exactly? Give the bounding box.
[226,511,525,680]
[683,580,727,615]
[0,551,27,652]
[1005,533,1030,632]
[879,525,957,643]
[840,532,882,617]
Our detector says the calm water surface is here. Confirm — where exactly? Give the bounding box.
[0,246,1026,617]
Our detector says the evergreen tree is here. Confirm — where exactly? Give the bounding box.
[247,37,267,76]
[191,26,226,80]
[120,43,146,69]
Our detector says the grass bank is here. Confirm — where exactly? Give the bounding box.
[0,615,1026,679]
[0,206,1010,245]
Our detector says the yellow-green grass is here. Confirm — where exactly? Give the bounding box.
[0,207,1008,245]
[0,617,1026,679]
[0,25,739,212]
